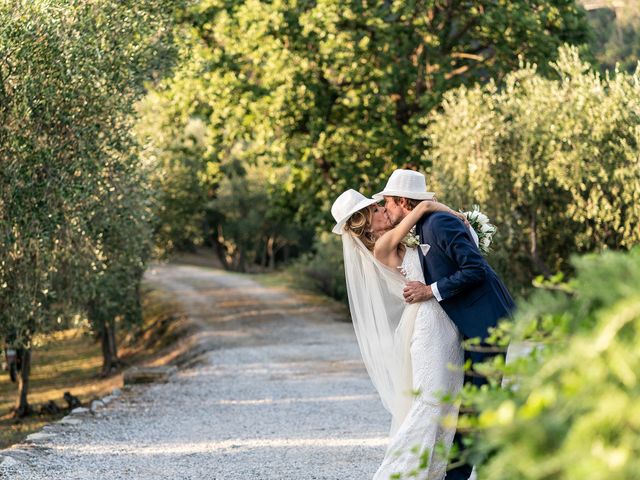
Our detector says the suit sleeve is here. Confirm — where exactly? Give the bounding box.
[418,213,486,301]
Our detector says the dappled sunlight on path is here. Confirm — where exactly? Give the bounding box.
[52,436,388,457]
[6,263,389,479]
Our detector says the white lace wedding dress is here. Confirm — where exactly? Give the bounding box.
[373,247,464,480]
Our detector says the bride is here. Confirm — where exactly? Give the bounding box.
[331,189,471,480]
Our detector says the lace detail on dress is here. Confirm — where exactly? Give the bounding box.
[399,248,425,282]
[374,248,464,480]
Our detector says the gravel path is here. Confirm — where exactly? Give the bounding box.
[0,264,390,479]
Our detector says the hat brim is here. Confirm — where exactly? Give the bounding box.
[332,197,380,235]
[372,189,436,201]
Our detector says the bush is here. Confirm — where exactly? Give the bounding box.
[427,45,640,293]
[458,247,640,479]
[290,233,347,303]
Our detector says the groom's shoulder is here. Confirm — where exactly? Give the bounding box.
[426,211,465,230]
[425,211,458,224]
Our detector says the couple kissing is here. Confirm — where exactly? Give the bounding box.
[331,169,515,480]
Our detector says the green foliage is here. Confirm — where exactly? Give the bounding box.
[584,1,640,73]
[136,79,214,254]
[138,0,589,263]
[209,161,305,271]
[427,45,640,292]
[0,0,178,350]
[458,247,640,479]
[289,233,346,302]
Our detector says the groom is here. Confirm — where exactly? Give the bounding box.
[374,169,515,480]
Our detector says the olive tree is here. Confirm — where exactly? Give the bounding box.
[427,46,640,291]
[0,0,178,413]
[139,0,589,261]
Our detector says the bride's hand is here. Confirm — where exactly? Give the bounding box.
[454,210,470,226]
[417,200,438,214]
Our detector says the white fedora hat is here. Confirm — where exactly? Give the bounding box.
[372,169,435,201]
[331,189,379,235]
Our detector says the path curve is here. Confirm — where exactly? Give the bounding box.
[2,264,390,479]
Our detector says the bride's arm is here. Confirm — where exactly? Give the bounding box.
[374,201,461,258]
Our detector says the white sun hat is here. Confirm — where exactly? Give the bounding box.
[331,189,379,235]
[372,169,435,201]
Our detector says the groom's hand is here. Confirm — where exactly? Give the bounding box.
[403,281,433,303]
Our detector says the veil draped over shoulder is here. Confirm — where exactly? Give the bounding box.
[341,233,419,434]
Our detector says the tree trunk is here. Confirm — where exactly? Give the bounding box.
[237,246,246,272]
[133,280,143,324]
[213,225,231,270]
[530,212,551,277]
[100,318,119,376]
[15,348,32,418]
[107,318,118,365]
[267,236,276,270]
[261,240,269,268]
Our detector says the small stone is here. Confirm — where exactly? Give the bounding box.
[101,395,115,405]
[111,388,122,397]
[58,416,82,425]
[90,400,105,412]
[71,407,90,415]
[26,432,56,442]
[63,391,82,410]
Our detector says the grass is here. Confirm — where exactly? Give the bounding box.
[248,268,299,289]
[0,285,184,450]
[0,329,120,449]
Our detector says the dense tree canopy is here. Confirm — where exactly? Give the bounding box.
[139,0,590,262]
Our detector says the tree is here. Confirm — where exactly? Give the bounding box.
[139,0,590,259]
[207,161,304,271]
[85,163,154,375]
[0,0,178,414]
[427,46,640,292]
[582,0,640,73]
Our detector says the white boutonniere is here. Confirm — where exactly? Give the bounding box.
[461,205,496,255]
[402,227,420,248]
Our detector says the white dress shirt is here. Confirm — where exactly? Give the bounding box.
[430,226,479,302]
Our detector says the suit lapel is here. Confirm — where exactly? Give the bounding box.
[416,215,434,284]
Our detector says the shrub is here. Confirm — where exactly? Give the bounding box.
[290,233,347,303]
[427,45,640,292]
[459,247,640,479]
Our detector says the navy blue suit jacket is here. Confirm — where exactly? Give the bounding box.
[416,212,515,340]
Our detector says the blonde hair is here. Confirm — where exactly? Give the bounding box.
[344,205,377,251]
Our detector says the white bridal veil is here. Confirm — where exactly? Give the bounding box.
[341,233,419,434]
